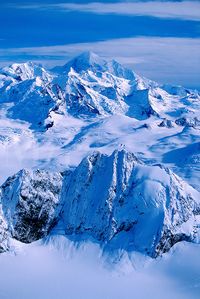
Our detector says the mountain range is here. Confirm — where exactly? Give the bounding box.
[0,52,199,259]
[0,51,199,130]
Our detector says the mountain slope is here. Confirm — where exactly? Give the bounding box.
[60,150,200,257]
[6,79,65,129]
[0,150,199,257]
[0,204,9,253]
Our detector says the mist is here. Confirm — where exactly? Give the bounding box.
[0,237,199,299]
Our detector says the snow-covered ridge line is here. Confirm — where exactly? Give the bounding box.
[0,51,199,130]
[0,149,199,258]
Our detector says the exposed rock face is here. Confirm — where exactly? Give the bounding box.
[0,204,9,253]
[158,119,173,128]
[0,150,199,257]
[60,150,200,257]
[0,169,63,243]
[175,117,200,128]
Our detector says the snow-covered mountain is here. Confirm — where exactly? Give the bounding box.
[0,52,199,261]
[0,150,199,257]
[0,51,199,129]
[1,62,51,82]
[60,150,200,257]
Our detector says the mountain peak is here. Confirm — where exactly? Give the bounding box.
[68,51,107,70]
[1,61,51,81]
[53,51,108,74]
[53,51,138,82]
[75,51,103,64]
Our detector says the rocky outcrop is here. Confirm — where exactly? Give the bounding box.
[0,204,9,253]
[158,118,174,128]
[175,117,200,128]
[0,169,63,243]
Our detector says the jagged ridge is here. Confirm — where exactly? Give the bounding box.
[0,150,199,257]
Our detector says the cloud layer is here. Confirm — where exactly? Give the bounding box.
[16,1,200,21]
[0,240,200,299]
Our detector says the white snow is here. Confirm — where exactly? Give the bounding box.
[0,51,199,297]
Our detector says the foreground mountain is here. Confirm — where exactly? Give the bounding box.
[0,51,199,129]
[0,150,199,258]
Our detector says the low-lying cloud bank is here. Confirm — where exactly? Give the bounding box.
[0,239,199,299]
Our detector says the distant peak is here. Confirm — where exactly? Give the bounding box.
[7,61,40,71]
[75,51,101,63]
[53,51,108,74]
[1,61,51,81]
[68,51,108,72]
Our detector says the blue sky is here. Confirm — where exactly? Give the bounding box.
[0,1,200,88]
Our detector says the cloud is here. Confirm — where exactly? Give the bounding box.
[14,1,200,21]
[0,239,199,299]
[0,37,200,88]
